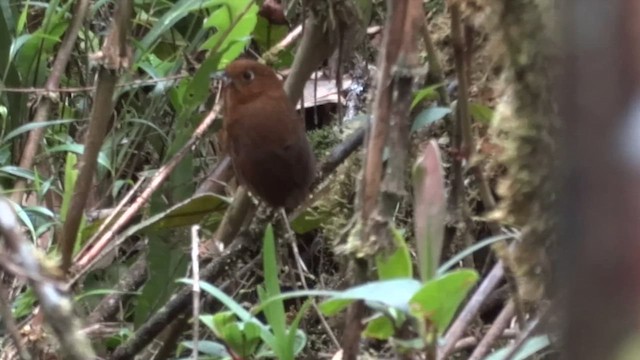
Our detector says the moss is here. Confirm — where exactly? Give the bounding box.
[485,0,558,302]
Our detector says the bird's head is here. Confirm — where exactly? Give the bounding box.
[212,59,283,105]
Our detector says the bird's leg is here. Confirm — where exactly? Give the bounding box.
[277,208,341,347]
[280,208,310,275]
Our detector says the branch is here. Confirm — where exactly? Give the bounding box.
[0,198,96,359]
[60,0,134,274]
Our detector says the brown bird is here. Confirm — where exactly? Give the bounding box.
[214,59,316,210]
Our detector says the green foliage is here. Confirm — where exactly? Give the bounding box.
[409,269,478,335]
[411,83,444,110]
[469,102,495,123]
[411,106,451,133]
[178,225,310,359]
[375,227,413,280]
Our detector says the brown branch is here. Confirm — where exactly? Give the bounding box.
[10,0,91,204]
[60,0,134,274]
[468,300,515,360]
[108,239,260,360]
[448,4,470,215]
[0,198,97,359]
[342,0,425,358]
[71,102,222,276]
[0,283,31,359]
[284,13,338,105]
[87,254,148,324]
[438,262,505,359]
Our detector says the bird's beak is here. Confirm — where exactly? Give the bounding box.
[211,70,231,85]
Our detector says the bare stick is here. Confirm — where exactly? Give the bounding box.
[438,262,505,359]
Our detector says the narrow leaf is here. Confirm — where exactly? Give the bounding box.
[413,140,447,281]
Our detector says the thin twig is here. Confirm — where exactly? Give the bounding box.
[72,102,221,275]
[0,198,97,360]
[468,300,515,360]
[0,283,31,360]
[438,262,505,359]
[60,0,134,274]
[108,239,259,360]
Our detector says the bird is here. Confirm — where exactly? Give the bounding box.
[213,58,316,210]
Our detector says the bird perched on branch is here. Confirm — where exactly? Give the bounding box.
[213,59,316,210]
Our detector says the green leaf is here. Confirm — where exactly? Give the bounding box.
[413,140,446,281]
[483,334,550,360]
[409,269,479,334]
[411,83,444,110]
[59,152,79,223]
[259,224,288,356]
[2,119,80,142]
[138,0,227,53]
[363,315,395,340]
[204,312,236,337]
[11,201,37,242]
[220,320,261,357]
[135,234,188,327]
[47,143,112,173]
[0,5,26,134]
[290,208,328,234]
[132,193,230,233]
[178,279,264,328]
[375,226,413,280]
[75,288,137,302]
[411,106,451,133]
[469,102,494,124]
[0,166,35,181]
[181,340,230,357]
[285,299,311,358]
[319,279,422,316]
[253,16,288,51]
[437,234,514,276]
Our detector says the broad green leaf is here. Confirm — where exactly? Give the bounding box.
[409,269,479,334]
[253,17,288,51]
[138,0,227,52]
[363,315,394,340]
[47,143,112,173]
[469,102,494,124]
[0,166,35,181]
[220,320,260,357]
[375,226,413,280]
[290,208,328,234]
[411,106,451,133]
[319,279,422,316]
[411,83,444,109]
[181,340,229,357]
[203,312,235,337]
[2,119,81,142]
[132,193,230,232]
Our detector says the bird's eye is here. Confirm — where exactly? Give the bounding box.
[242,70,254,82]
